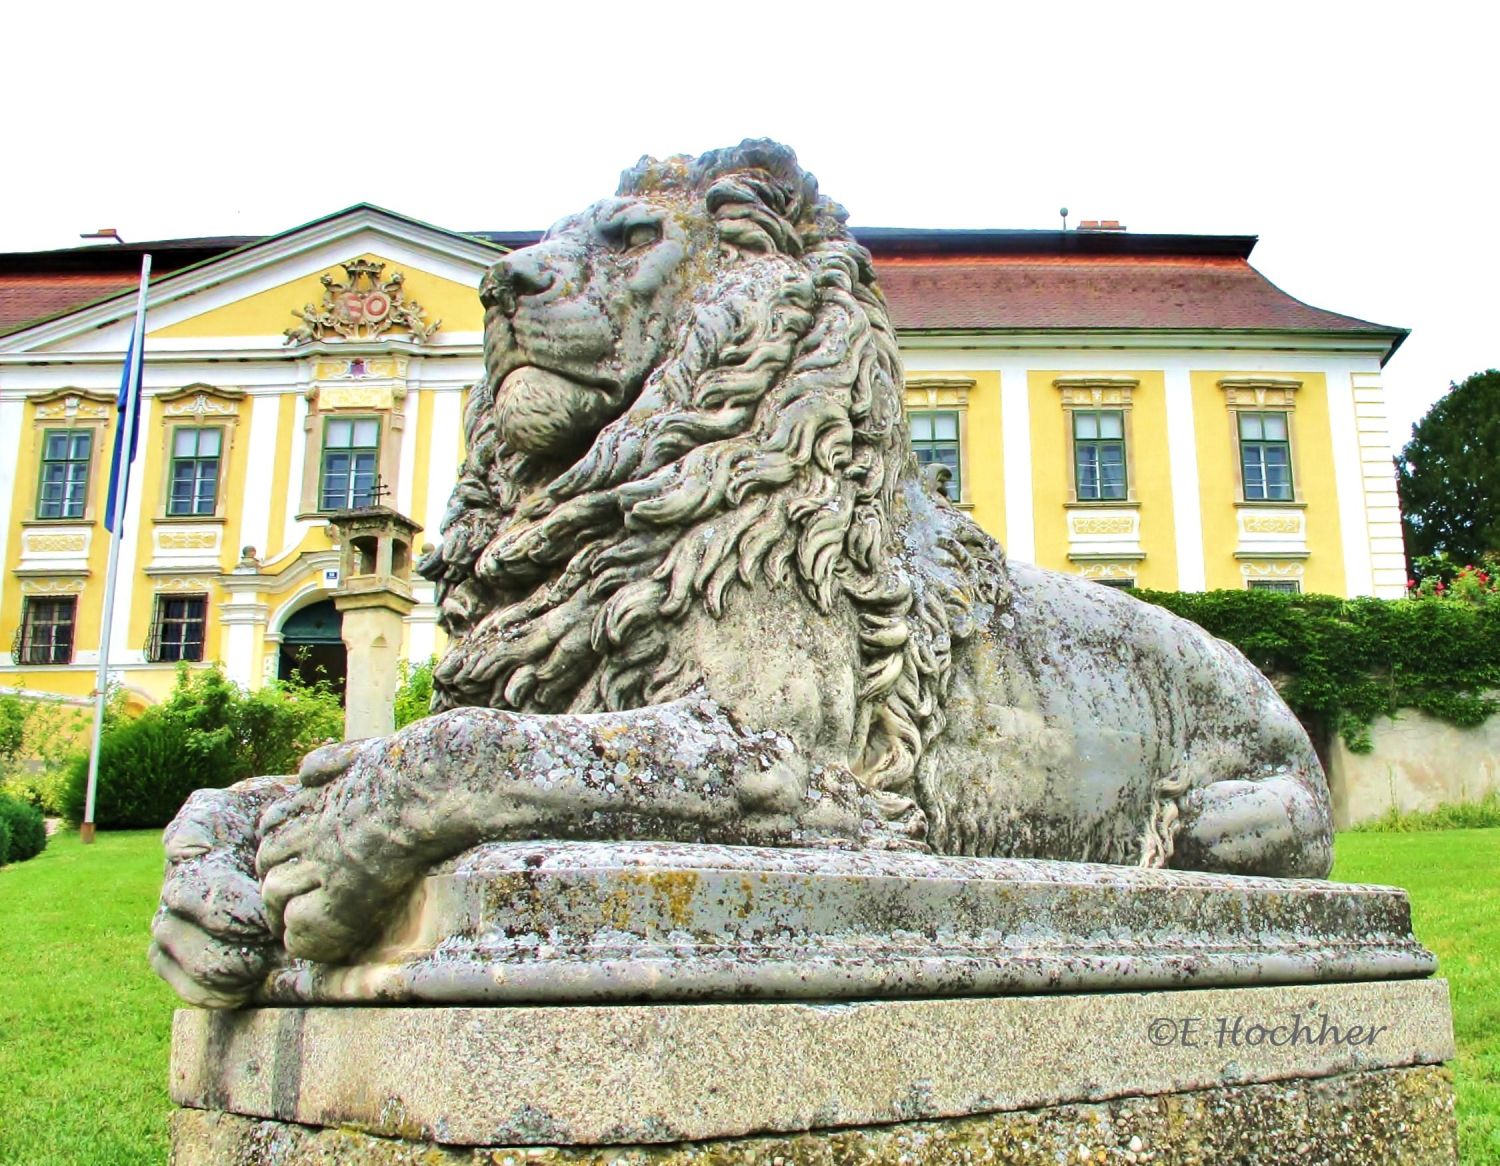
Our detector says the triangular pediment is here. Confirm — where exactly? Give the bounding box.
[0,205,505,356]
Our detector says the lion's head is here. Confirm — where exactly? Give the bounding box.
[420,140,1006,800]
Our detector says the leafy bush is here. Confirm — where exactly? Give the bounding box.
[0,816,9,866]
[59,664,344,829]
[0,697,27,765]
[2,766,74,817]
[1130,588,1500,751]
[394,657,437,729]
[0,793,46,863]
[0,691,103,816]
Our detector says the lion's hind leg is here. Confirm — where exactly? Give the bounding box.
[1140,734,1333,879]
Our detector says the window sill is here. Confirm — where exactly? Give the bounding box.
[1234,500,1306,509]
[21,517,96,528]
[154,514,228,525]
[1064,500,1139,509]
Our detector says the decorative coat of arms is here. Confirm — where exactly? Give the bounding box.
[284,259,441,345]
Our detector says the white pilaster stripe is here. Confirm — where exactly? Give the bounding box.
[1323,364,1374,597]
[425,389,463,544]
[1163,365,1205,591]
[238,394,280,561]
[282,391,309,555]
[997,359,1036,564]
[397,383,420,517]
[1351,371,1408,598]
[0,399,24,582]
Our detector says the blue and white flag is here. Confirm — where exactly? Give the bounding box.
[104,325,144,533]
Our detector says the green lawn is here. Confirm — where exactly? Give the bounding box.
[0,830,177,1166]
[1333,829,1500,1164]
[0,828,1496,1165]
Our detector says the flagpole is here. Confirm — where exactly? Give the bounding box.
[81,253,151,845]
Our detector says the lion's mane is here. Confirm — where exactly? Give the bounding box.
[421,141,1007,801]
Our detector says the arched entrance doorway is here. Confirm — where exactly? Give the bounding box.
[277,599,347,698]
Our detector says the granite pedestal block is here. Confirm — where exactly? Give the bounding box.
[168,845,1458,1164]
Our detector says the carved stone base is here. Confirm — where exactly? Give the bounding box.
[170,1064,1456,1165]
[253,842,1436,1005]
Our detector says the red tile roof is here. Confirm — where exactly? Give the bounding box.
[874,254,1400,336]
[0,274,140,334]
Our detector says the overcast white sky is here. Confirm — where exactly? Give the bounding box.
[6,1,1494,453]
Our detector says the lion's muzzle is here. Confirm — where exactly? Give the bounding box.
[496,366,621,458]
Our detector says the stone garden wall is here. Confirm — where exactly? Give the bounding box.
[1329,708,1500,828]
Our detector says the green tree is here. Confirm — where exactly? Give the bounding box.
[1397,369,1500,573]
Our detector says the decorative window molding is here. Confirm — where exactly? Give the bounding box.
[298,374,408,517]
[1055,377,1143,562]
[1241,560,1306,590]
[1078,562,1138,587]
[27,388,114,525]
[904,377,974,508]
[319,416,382,511]
[1217,377,1301,410]
[1054,377,1140,505]
[1053,375,1139,409]
[18,577,86,596]
[1219,377,1305,507]
[154,384,244,524]
[159,383,245,419]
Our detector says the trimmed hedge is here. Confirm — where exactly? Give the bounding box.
[0,794,46,864]
[59,712,235,830]
[1131,588,1500,751]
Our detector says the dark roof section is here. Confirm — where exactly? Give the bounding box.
[875,254,1407,351]
[0,239,259,334]
[465,226,1263,260]
[470,229,543,250]
[0,224,1407,361]
[0,237,259,275]
[854,227,1260,260]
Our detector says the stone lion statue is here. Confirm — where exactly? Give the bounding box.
[151,141,1333,1008]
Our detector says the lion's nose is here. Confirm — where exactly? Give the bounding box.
[481,251,555,313]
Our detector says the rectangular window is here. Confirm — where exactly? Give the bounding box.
[319,417,381,511]
[15,597,76,665]
[37,429,93,519]
[908,410,960,501]
[1096,577,1136,590]
[1073,409,1126,501]
[1247,579,1301,594]
[149,594,207,662]
[1239,411,1293,501]
[167,428,222,516]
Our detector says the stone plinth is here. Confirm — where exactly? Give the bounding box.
[173,1064,1457,1165]
[252,842,1435,1006]
[167,848,1457,1163]
[173,980,1454,1149]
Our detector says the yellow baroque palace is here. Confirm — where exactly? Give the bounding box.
[0,207,1407,708]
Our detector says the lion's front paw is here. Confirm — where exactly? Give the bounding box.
[255,742,426,964]
[150,778,294,1008]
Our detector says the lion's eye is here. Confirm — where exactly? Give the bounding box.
[624,222,660,250]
